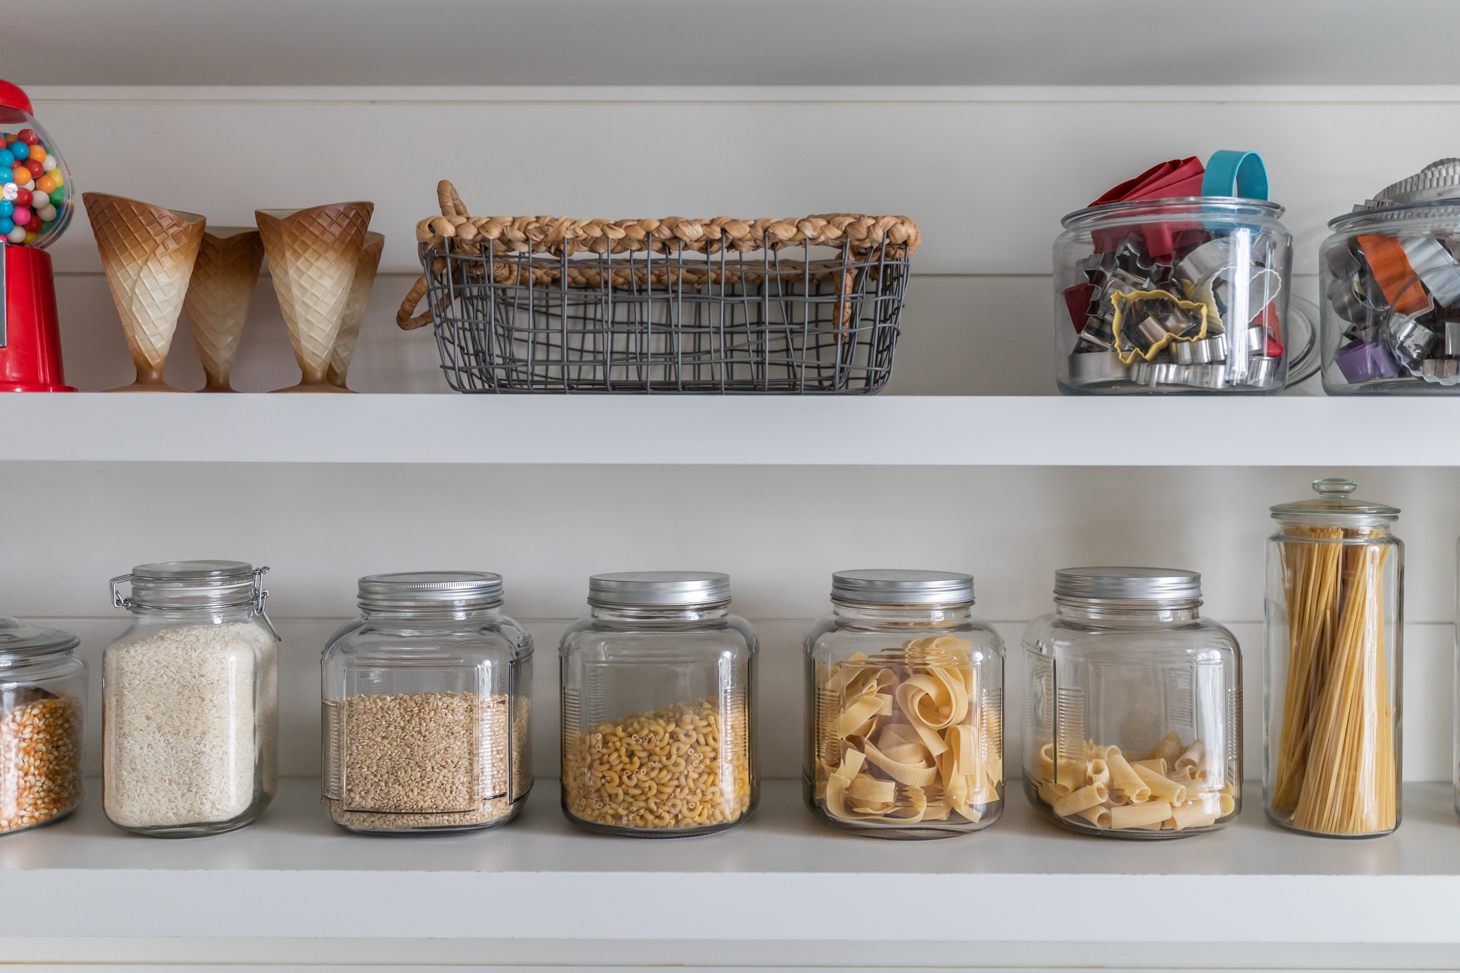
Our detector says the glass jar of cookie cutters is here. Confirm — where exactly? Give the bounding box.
[1266,479,1402,837]
[1022,567,1242,838]
[1054,199,1293,394]
[559,571,757,837]
[1320,161,1460,393]
[0,618,85,835]
[321,572,533,835]
[804,570,1004,839]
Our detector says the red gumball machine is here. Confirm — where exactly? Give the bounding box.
[0,80,74,391]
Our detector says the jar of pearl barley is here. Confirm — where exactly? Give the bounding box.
[559,572,758,837]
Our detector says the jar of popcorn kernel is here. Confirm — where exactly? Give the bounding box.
[559,572,758,837]
[1022,567,1242,839]
[804,570,1005,839]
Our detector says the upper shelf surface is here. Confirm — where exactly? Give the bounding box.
[2,779,1459,943]
[2,394,1459,466]
[4,0,1458,86]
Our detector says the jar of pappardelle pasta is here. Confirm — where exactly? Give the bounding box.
[804,570,1004,839]
[1023,567,1241,838]
[321,572,533,834]
[1266,479,1402,837]
[560,572,757,837]
[104,561,279,837]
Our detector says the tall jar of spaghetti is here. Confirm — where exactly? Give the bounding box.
[805,570,1004,838]
[1265,478,1402,837]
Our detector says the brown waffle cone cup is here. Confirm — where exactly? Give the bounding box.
[182,227,265,393]
[84,193,206,392]
[327,231,384,391]
[255,201,374,393]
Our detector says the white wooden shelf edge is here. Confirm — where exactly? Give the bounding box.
[3,394,1460,466]
[3,780,1460,943]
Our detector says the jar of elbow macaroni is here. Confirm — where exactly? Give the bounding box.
[1022,567,1241,838]
[559,572,758,837]
[804,570,1005,839]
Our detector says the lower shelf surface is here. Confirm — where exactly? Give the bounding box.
[2,778,1459,944]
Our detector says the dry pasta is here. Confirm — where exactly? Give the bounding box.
[814,637,1000,826]
[1030,731,1234,835]
[1271,525,1396,835]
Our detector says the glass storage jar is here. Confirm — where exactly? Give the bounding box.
[322,572,532,834]
[0,618,85,834]
[104,561,279,837]
[804,570,1004,839]
[560,571,757,836]
[1053,198,1292,394]
[1320,169,1460,392]
[1266,479,1402,837]
[1023,567,1241,838]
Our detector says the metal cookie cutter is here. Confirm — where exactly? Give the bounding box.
[1386,313,1437,368]
[1067,350,1130,386]
[1401,236,1460,308]
[1109,289,1211,365]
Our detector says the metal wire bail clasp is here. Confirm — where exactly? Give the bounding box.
[109,574,134,610]
[253,566,281,641]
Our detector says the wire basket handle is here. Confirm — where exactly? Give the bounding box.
[398,180,470,329]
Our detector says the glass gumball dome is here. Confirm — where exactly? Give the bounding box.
[0,80,72,249]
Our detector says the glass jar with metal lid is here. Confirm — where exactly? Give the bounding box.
[1023,567,1241,838]
[0,618,85,834]
[1320,160,1460,393]
[804,570,1004,839]
[103,560,279,836]
[321,571,532,834]
[1266,479,1402,837]
[1054,198,1293,394]
[559,571,757,837]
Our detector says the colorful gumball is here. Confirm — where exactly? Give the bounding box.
[48,188,62,206]
[23,213,41,233]
[26,144,44,163]
[0,149,13,168]
[14,187,31,207]
[35,174,55,194]
[0,199,10,218]
[17,129,38,146]
[6,225,24,243]
[41,155,55,172]
[11,207,30,226]
[0,218,12,235]
[10,165,27,184]
[23,159,42,180]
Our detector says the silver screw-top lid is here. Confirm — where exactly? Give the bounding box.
[831,569,974,605]
[115,560,263,610]
[357,571,504,611]
[1054,566,1202,603]
[0,617,79,657]
[588,571,731,608]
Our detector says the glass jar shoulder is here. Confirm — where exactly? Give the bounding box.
[559,613,757,662]
[804,611,1004,665]
[1022,611,1238,662]
[324,614,531,663]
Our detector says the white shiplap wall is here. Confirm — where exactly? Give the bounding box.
[10,85,1460,783]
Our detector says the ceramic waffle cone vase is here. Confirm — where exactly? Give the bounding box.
[327,231,384,390]
[255,202,374,393]
[182,227,265,392]
[83,193,206,392]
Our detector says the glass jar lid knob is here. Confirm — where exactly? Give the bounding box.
[1312,477,1357,497]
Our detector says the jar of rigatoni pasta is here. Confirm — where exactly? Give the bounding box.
[804,570,1004,838]
[1266,479,1402,837]
[1022,567,1242,838]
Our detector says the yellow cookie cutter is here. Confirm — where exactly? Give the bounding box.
[1110,289,1211,365]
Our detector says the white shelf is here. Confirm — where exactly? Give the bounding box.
[7,0,1453,86]
[3,394,1460,466]
[3,778,1459,945]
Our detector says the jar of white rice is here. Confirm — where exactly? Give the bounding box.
[103,561,279,836]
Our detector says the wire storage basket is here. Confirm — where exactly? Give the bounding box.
[398,182,920,393]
